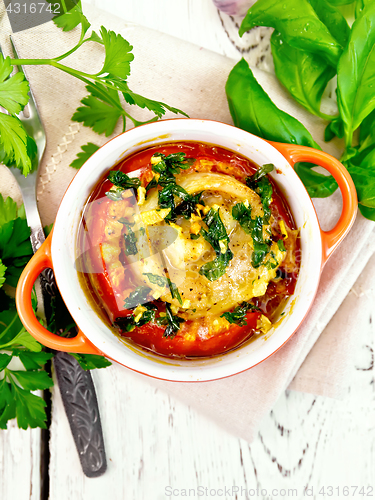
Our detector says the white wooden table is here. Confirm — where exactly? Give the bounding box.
[1,1,375,499]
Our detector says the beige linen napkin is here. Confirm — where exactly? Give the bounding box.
[1,3,374,442]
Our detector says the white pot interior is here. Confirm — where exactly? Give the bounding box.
[52,119,322,381]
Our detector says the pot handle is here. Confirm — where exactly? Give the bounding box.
[16,232,101,354]
[269,142,357,266]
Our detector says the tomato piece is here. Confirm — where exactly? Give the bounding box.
[121,312,261,357]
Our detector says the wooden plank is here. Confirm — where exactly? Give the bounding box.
[0,424,41,500]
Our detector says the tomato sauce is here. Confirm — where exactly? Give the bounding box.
[77,142,300,359]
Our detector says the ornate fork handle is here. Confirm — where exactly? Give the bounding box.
[4,37,107,477]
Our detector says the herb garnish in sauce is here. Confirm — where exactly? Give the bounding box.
[143,272,183,305]
[157,304,185,339]
[221,301,260,326]
[199,207,233,281]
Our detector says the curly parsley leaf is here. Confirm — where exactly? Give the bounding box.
[0,216,33,288]
[199,207,233,281]
[16,350,53,370]
[98,27,134,80]
[52,1,90,33]
[72,83,123,136]
[0,112,34,175]
[122,84,188,119]
[0,194,23,226]
[0,306,42,352]
[70,142,99,169]
[0,377,50,430]
[221,302,260,326]
[0,300,52,429]
[0,54,30,115]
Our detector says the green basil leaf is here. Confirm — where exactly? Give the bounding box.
[308,0,350,47]
[337,1,375,146]
[327,0,355,5]
[226,59,320,149]
[358,204,375,220]
[346,149,375,208]
[294,162,338,197]
[239,0,342,67]
[359,109,375,147]
[355,0,372,18]
[324,117,345,141]
[271,32,337,120]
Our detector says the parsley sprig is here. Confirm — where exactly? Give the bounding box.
[0,195,111,429]
[0,2,187,176]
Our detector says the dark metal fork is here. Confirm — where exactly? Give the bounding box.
[2,37,107,478]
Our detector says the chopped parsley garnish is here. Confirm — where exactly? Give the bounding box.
[145,176,158,193]
[174,192,204,220]
[247,163,274,183]
[246,164,274,221]
[108,170,141,190]
[114,304,157,332]
[265,251,279,270]
[231,164,275,268]
[151,152,195,182]
[158,183,192,221]
[199,207,233,282]
[232,202,271,268]
[143,273,183,305]
[123,286,151,309]
[221,302,260,326]
[105,187,124,201]
[157,304,185,339]
[118,219,138,256]
[150,152,198,221]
